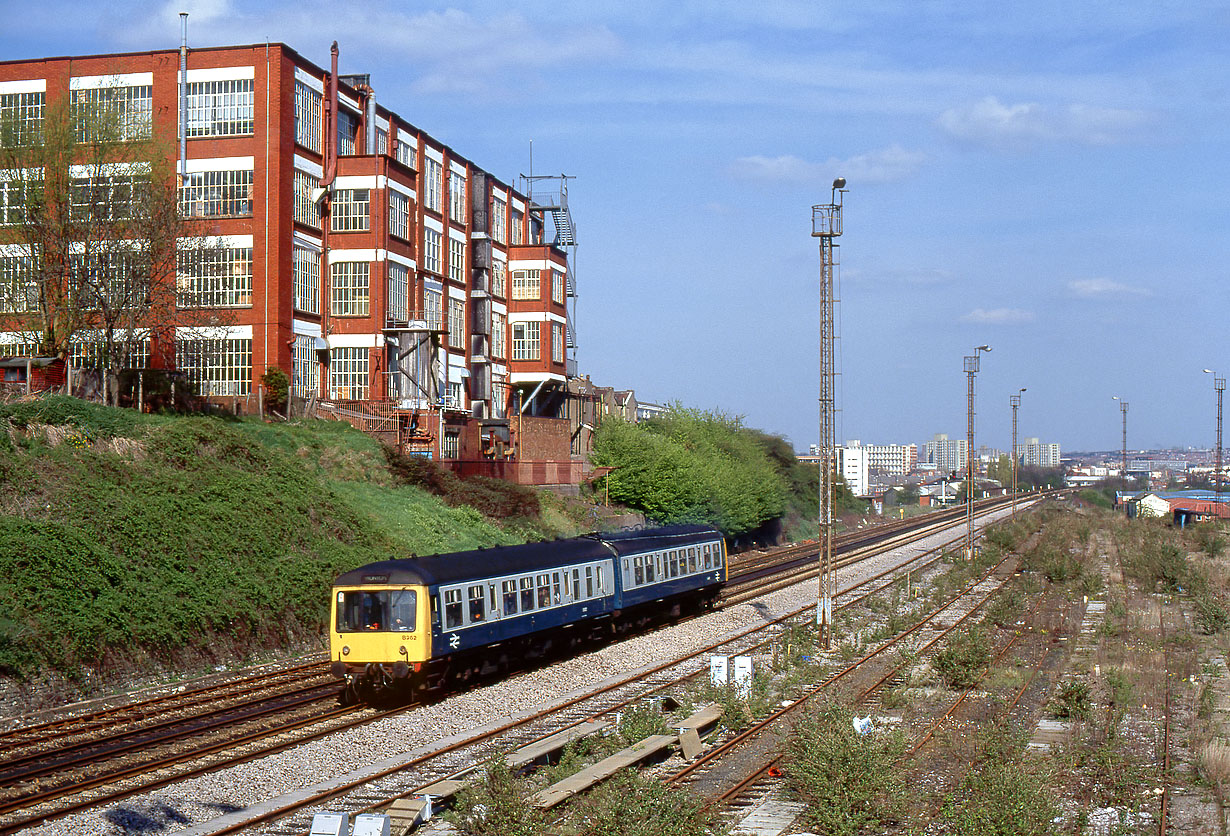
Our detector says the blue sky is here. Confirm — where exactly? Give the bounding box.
[3,0,1227,454]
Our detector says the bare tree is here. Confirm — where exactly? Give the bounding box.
[0,78,229,405]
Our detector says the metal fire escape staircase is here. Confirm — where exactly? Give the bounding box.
[521,174,578,356]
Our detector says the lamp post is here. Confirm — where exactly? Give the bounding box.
[964,345,991,560]
[812,177,846,649]
[1112,396,1129,485]
[1204,370,1225,500]
[1010,388,1026,515]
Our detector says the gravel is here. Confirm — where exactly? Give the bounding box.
[17,502,1030,836]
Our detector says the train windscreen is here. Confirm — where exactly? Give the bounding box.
[336,589,417,632]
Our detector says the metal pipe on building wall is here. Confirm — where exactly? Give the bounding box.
[179,13,188,182]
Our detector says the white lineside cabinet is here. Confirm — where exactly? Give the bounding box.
[709,655,728,686]
[352,814,392,836]
[308,813,348,836]
[732,655,753,698]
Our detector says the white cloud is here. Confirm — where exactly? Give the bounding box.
[959,307,1035,325]
[729,144,925,185]
[1068,278,1151,298]
[937,96,1151,149]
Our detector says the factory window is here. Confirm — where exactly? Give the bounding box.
[0,90,43,147]
[511,269,538,300]
[396,137,415,169]
[449,237,465,283]
[501,580,518,616]
[423,287,442,331]
[552,269,565,304]
[69,332,149,371]
[449,170,466,219]
[491,312,506,359]
[376,128,388,155]
[184,79,253,137]
[512,322,539,361]
[443,588,463,629]
[511,210,523,245]
[331,189,369,232]
[292,335,317,398]
[175,337,251,396]
[293,81,321,151]
[330,262,369,317]
[0,174,37,225]
[422,228,441,274]
[179,168,253,218]
[520,577,535,612]
[388,190,410,240]
[0,248,37,313]
[292,244,320,314]
[552,322,564,364]
[425,158,442,211]
[467,584,485,623]
[72,84,151,141]
[328,346,368,400]
[492,260,506,297]
[336,109,358,156]
[177,245,253,308]
[293,170,321,228]
[492,197,506,244]
[442,429,459,458]
[448,298,465,349]
[387,262,409,324]
[71,172,146,222]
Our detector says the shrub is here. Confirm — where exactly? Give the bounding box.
[785,703,907,836]
[386,448,541,521]
[932,627,990,689]
[1048,678,1091,720]
[565,770,725,836]
[940,755,1058,836]
[260,366,290,413]
[448,760,545,836]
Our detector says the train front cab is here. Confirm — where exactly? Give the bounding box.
[329,581,432,699]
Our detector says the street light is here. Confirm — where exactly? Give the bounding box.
[964,345,991,559]
[1204,370,1225,500]
[1010,388,1026,515]
[1112,396,1129,485]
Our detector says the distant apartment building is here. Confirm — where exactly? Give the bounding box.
[0,41,583,482]
[841,440,917,475]
[925,433,968,473]
[837,444,869,497]
[1017,438,1061,468]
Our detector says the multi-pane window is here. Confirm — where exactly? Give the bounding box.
[331,189,369,232]
[442,430,460,459]
[176,337,251,396]
[552,322,564,363]
[511,269,538,300]
[387,262,409,323]
[512,321,539,360]
[329,347,368,399]
[448,238,465,283]
[330,262,369,316]
[70,334,149,371]
[71,173,145,221]
[448,298,465,348]
[449,171,466,219]
[293,170,320,228]
[69,251,146,310]
[423,228,441,274]
[511,210,523,245]
[185,79,253,137]
[292,335,317,398]
[179,169,253,218]
[492,197,507,243]
[71,86,151,142]
[396,138,415,169]
[388,191,410,240]
[376,128,388,155]
[0,177,31,226]
[0,249,37,313]
[177,246,253,308]
[292,245,319,313]
[492,260,506,297]
[424,287,442,331]
[293,81,321,151]
[491,312,506,359]
[425,158,442,211]
[0,91,43,147]
[337,110,358,156]
[552,269,565,304]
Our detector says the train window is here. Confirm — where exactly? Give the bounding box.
[537,574,551,608]
[502,580,518,615]
[553,572,563,604]
[468,584,486,623]
[521,577,535,611]
[702,544,712,569]
[444,588,463,629]
[634,556,644,586]
[656,554,664,580]
[585,566,594,598]
[596,565,605,593]
[688,548,698,573]
[645,555,654,583]
[572,569,581,600]
[714,543,723,566]
[669,550,679,577]
[337,589,410,632]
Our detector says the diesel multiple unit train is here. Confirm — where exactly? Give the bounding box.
[330,524,726,700]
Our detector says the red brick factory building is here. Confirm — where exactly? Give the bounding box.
[0,40,594,486]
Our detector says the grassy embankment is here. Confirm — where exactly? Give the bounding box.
[0,396,587,692]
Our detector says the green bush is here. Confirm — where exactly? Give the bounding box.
[448,760,545,836]
[386,449,541,522]
[940,754,1058,836]
[565,770,725,836]
[260,366,290,413]
[785,703,907,836]
[932,627,990,689]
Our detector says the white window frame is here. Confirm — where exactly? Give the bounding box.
[330,262,370,317]
[0,90,44,147]
[329,346,369,399]
[293,170,321,228]
[512,321,539,361]
[177,246,253,308]
[448,298,465,349]
[387,261,409,323]
[423,228,442,274]
[425,158,442,211]
[511,269,538,300]
[292,334,318,398]
[292,245,320,314]
[449,170,466,219]
[179,168,253,218]
[388,190,410,240]
[176,337,252,396]
[293,81,321,152]
[449,237,465,283]
[184,79,253,137]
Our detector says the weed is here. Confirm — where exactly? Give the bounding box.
[1104,667,1133,708]
[932,626,990,689]
[1048,678,1091,721]
[565,769,727,836]
[447,759,546,836]
[616,701,669,745]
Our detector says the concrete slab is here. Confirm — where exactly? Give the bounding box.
[531,734,678,809]
[731,792,807,836]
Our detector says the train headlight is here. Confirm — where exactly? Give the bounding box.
[399,645,408,656]
[342,646,350,656]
